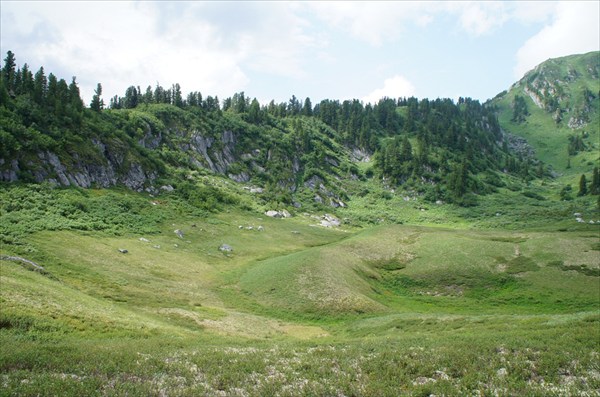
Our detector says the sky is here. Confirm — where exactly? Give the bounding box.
[1,1,599,106]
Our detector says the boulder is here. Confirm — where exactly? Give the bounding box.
[265,210,281,218]
[219,244,233,252]
[265,209,293,218]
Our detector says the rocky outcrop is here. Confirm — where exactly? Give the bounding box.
[0,147,157,191]
[188,130,237,174]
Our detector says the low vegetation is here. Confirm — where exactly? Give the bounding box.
[1,182,599,396]
[1,52,599,395]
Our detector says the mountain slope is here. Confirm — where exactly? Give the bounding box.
[491,51,599,177]
[1,51,536,210]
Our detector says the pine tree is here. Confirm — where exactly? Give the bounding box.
[172,83,183,108]
[578,174,588,196]
[591,167,600,195]
[302,97,313,116]
[33,67,47,105]
[2,50,16,93]
[90,83,104,112]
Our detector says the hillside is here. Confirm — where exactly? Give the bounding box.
[491,51,599,182]
[1,52,599,396]
[1,50,546,211]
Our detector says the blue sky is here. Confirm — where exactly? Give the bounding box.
[1,1,598,106]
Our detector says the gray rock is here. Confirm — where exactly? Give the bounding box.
[228,172,250,183]
[265,210,282,218]
[320,214,341,228]
[219,244,233,252]
[118,249,128,254]
[174,229,184,238]
[140,237,150,243]
[0,255,46,273]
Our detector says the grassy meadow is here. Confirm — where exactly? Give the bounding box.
[1,181,599,396]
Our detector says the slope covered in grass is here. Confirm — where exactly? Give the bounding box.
[492,51,599,178]
[1,183,599,396]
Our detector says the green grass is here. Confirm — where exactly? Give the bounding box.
[1,184,599,396]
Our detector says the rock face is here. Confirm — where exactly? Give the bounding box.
[188,130,237,174]
[0,146,157,191]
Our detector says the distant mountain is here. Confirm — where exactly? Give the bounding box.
[491,51,599,176]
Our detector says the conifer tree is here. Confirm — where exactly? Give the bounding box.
[2,50,16,93]
[90,83,104,112]
[33,67,47,105]
[578,174,588,196]
[591,167,600,195]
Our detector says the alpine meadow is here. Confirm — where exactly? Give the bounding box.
[0,46,599,397]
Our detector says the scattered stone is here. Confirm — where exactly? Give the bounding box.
[174,229,184,238]
[265,210,293,218]
[246,226,253,230]
[239,225,244,229]
[576,218,585,223]
[497,368,508,377]
[174,244,179,248]
[574,212,582,217]
[320,214,341,228]
[257,226,264,231]
[265,210,281,218]
[292,231,300,234]
[118,249,128,254]
[0,255,46,273]
[413,377,436,386]
[139,237,150,243]
[160,185,174,192]
[153,245,161,249]
[219,244,233,252]
[250,187,263,194]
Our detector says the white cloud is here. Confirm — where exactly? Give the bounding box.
[307,1,518,45]
[362,75,416,104]
[307,2,439,46]
[451,1,509,36]
[0,1,316,103]
[514,1,600,78]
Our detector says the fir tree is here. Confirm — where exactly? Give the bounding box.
[2,50,16,93]
[591,167,600,195]
[90,83,104,112]
[578,174,588,196]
